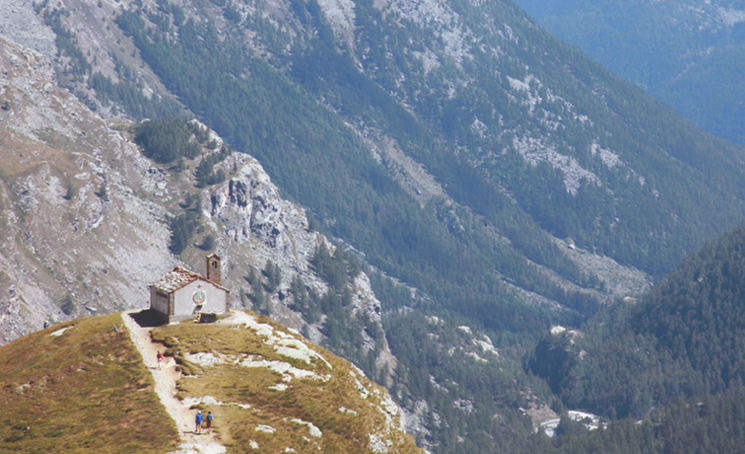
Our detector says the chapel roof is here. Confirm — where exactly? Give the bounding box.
[150,266,229,293]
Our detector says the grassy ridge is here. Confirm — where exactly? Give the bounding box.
[151,312,422,454]
[0,314,178,453]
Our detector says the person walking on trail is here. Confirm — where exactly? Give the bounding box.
[157,351,164,369]
[205,411,214,434]
[195,410,203,434]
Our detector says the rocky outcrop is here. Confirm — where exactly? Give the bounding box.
[203,152,397,377]
[0,0,57,58]
[208,157,301,249]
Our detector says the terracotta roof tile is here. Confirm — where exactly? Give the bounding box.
[150,266,230,293]
[150,267,200,293]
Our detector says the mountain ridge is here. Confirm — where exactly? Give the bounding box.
[0,309,422,453]
[0,35,397,393]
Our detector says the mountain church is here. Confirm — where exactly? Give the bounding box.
[149,254,229,323]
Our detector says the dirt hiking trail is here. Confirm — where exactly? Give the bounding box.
[122,311,226,454]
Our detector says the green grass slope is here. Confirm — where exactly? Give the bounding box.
[0,313,178,453]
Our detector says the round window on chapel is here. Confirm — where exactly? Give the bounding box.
[193,291,206,305]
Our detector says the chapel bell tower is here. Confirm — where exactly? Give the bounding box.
[206,253,222,284]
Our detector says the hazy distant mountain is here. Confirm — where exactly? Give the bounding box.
[514,0,745,146]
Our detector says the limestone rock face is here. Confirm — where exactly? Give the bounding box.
[208,159,288,245]
[0,0,57,58]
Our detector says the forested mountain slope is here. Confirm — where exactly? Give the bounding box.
[0,34,545,453]
[98,0,745,282]
[532,392,745,454]
[24,0,745,325]
[533,220,745,420]
[514,0,745,146]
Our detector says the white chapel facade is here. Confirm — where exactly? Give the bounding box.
[150,254,229,323]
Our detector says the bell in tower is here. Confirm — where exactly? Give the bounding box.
[206,253,222,284]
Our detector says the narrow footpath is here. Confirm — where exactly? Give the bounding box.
[121,311,227,454]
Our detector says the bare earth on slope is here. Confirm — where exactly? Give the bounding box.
[121,311,226,454]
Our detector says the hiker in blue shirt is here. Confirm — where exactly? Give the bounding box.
[195,410,203,434]
[205,411,214,434]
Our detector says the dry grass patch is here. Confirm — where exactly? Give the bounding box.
[150,311,423,454]
[0,313,179,453]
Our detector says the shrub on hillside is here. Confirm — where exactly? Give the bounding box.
[135,119,201,164]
